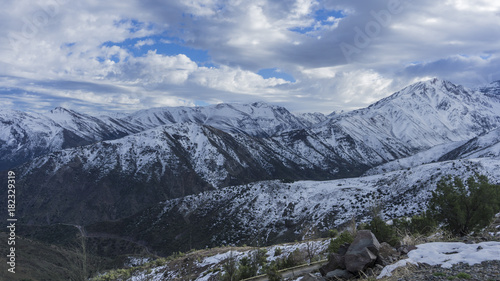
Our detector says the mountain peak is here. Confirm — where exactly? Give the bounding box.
[378,78,469,106]
[414,78,462,90]
[50,107,72,114]
[251,101,271,108]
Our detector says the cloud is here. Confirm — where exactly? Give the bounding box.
[134,39,155,49]
[0,0,499,114]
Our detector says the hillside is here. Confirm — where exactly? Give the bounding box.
[85,158,500,256]
[8,79,500,227]
[1,78,500,280]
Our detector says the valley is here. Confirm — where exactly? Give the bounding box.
[1,78,500,280]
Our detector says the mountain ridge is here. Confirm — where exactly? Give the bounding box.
[5,77,500,230]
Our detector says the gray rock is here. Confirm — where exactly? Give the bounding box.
[347,230,381,256]
[343,230,380,273]
[377,242,399,266]
[375,254,389,266]
[320,253,345,276]
[345,247,377,273]
[338,243,350,255]
[398,245,417,255]
[379,242,398,258]
[325,269,354,280]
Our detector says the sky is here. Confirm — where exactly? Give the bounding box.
[1,0,500,114]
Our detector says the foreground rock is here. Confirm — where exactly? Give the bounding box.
[320,230,402,279]
[344,230,380,272]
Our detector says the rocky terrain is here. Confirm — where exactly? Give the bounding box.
[1,78,500,280]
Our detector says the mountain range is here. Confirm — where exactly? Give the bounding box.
[2,78,500,255]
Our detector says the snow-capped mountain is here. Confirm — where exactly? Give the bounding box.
[309,78,500,167]
[121,101,310,137]
[0,108,135,171]
[9,78,500,226]
[478,80,500,97]
[87,158,500,255]
[294,112,328,125]
[5,79,499,173]
[16,122,361,225]
[0,102,314,171]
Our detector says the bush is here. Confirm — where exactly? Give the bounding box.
[274,247,282,256]
[428,175,500,236]
[328,229,339,238]
[266,265,282,281]
[253,248,268,267]
[274,248,304,270]
[237,256,257,279]
[393,212,437,236]
[221,251,239,281]
[328,231,354,254]
[455,272,471,279]
[364,216,399,246]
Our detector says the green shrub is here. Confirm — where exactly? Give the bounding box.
[393,212,437,236]
[221,251,239,281]
[285,248,303,267]
[274,247,283,256]
[266,265,282,281]
[328,229,339,238]
[365,216,399,246]
[456,272,471,279]
[328,231,354,254]
[428,175,500,236]
[254,248,268,267]
[237,256,257,279]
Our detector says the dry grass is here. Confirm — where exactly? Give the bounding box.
[0,232,109,281]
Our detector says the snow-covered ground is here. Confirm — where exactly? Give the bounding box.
[123,240,329,281]
[378,241,500,279]
[152,158,500,248]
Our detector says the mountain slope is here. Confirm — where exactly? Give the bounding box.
[0,108,136,171]
[0,102,312,171]
[86,158,500,256]
[121,101,310,137]
[307,78,500,167]
[11,78,500,226]
[16,122,360,225]
[439,127,500,160]
[479,80,500,97]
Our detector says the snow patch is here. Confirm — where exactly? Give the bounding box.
[378,242,500,278]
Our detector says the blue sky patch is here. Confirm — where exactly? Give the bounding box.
[290,8,345,34]
[101,35,213,66]
[258,68,296,82]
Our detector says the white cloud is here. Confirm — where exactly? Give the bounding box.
[0,0,499,114]
[134,39,155,49]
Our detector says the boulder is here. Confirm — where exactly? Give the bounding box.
[325,269,354,280]
[398,244,417,255]
[337,242,350,255]
[344,247,377,273]
[319,253,345,276]
[344,230,380,273]
[379,242,398,258]
[376,242,399,266]
[346,230,381,256]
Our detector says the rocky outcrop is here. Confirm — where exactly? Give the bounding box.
[344,230,380,272]
[320,230,401,279]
